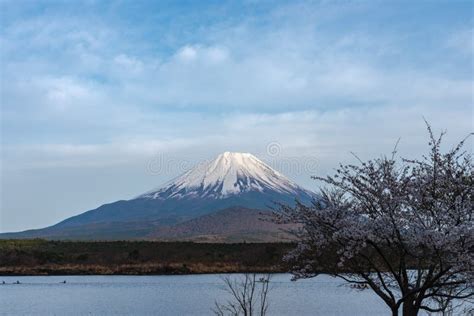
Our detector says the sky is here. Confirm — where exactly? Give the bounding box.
[1,0,473,232]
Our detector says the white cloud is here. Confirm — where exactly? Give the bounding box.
[44,77,93,110]
[2,3,472,116]
[176,45,198,61]
[174,44,229,64]
[113,54,144,72]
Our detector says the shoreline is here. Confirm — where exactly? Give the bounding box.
[0,263,286,276]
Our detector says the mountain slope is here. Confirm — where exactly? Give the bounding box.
[1,152,315,240]
[149,207,296,242]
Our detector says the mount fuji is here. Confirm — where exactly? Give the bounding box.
[1,152,316,241]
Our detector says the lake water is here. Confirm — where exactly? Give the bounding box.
[0,274,460,315]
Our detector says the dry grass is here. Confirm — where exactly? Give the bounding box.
[0,239,292,275]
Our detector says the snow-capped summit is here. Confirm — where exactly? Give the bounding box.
[140,152,311,200]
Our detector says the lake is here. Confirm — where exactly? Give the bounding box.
[0,274,454,315]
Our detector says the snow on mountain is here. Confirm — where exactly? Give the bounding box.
[139,152,311,200]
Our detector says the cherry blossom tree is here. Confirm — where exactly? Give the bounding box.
[277,124,473,315]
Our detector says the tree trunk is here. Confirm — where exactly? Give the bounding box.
[402,300,419,316]
[391,307,399,316]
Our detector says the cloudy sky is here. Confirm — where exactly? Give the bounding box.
[1,0,472,232]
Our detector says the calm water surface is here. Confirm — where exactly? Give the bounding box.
[0,274,396,315]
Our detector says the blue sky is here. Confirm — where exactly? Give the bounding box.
[1,0,473,232]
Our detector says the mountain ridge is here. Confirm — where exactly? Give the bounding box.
[1,152,316,241]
